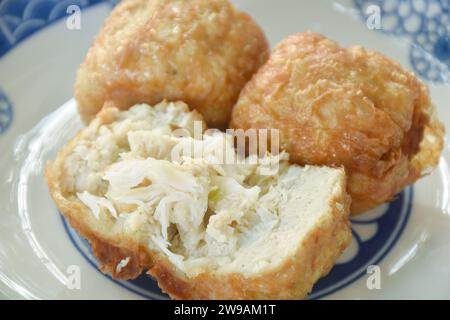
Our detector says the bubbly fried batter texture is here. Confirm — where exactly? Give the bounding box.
[231,32,445,214]
[75,0,268,129]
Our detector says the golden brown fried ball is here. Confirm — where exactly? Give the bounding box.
[75,0,268,129]
[231,32,445,214]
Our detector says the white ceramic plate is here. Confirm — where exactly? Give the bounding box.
[1,0,449,299]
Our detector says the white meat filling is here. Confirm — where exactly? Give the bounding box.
[67,102,295,276]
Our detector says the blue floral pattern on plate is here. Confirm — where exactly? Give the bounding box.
[0,88,13,134]
[0,0,117,135]
[354,0,450,83]
[0,0,116,58]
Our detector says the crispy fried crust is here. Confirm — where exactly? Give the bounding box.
[231,32,445,214]
[75,0,268,129]
[148,179,351,299]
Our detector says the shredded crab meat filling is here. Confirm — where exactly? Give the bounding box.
[67,102,293,276]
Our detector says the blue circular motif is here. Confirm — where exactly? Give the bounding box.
[433,35,450,61]
[354,0,450,83]
[61,187,412,299]
[0,89,13,134]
